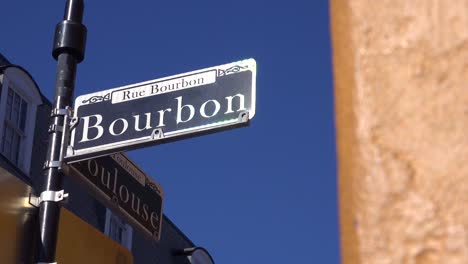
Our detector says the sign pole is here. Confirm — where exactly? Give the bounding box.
[37,0,86,262]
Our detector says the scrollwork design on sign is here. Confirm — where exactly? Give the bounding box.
[147,181,162,195]
[217,65,248,77]
[81,93,111,104]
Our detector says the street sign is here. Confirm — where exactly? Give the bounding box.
[63,153,164,241]
[65,58,256,162]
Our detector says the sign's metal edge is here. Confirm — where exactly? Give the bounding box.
[250,58,257,119]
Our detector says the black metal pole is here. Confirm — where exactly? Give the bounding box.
[37,0,86,262]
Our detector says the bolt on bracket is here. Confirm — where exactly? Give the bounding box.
[238,111,249,123]
[151,128,165,140]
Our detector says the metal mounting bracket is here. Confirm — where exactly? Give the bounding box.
[50,108,70,117]
[29,190,69,207]
[48,124,64,133]
[43,160,62,169]
[69,117,79,130]
[66,145,75,158]
[151,128,165,140]
[238,111,249,123]
[59,106,72,164]
[45,106,75,168]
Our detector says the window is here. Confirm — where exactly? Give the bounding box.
[104,209,133,250]
[2,88,28,166]
[0,67,42,174]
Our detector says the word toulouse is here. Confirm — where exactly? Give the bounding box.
[80,93,246,142]
[84,157,160,230]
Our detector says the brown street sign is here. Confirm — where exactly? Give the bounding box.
[63,153,164,241]
[65,58,257,162]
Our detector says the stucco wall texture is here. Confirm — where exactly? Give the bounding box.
[330,0,468,263]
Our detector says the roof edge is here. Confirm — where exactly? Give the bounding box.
[163,214,196,247]
[0,64,48,105]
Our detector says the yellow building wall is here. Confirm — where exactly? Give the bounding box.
[0,166,133,263]
[331,0,468,263]
[57,208,134,264]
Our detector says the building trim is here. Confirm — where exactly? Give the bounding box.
[162,215,195,247]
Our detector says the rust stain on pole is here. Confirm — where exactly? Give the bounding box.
[331,0,468,263]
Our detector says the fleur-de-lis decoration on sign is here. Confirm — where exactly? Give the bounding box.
[217,65,248,77]
[82,93,111,104]
[147,181,162,195]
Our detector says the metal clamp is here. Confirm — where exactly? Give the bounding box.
[50,108,70,116]
[50,106,73,117]
[29,190,69,207]
[43,160,62,169]
[59,107,73,164]
[46,106,75,167]
[48,124,64,133]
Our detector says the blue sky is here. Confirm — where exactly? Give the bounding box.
[2,1,338,263]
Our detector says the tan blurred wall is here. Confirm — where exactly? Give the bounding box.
[330,0,468,263]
